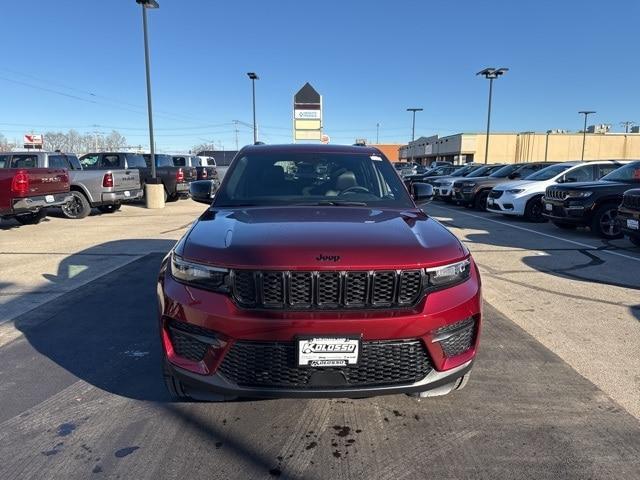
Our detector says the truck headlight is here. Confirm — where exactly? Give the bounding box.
[426,258,471,288]
[170,252,230,292]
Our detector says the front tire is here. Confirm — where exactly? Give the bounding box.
[629,235,640,247]
[166,192,180,203]
[163,362,192,401]
[474,190,490,211]
[591,203,623,239]
[61,191,91,219]
[524,196,546,222]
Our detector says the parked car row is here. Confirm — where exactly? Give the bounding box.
[417,159,640,245]
[0,150,221,226]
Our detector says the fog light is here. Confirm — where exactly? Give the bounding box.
[432,317,476,357]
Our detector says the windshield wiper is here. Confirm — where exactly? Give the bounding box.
[294,200,368,207]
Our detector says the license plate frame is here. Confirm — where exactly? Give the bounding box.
[296,336,361,368]
[627,218,639,230]
[124,190,131,198]
[45,194,54,203]
[545,202,553,211]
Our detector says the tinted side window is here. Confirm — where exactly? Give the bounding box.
[80,154,100,169]
[48,155,69,169]
[598,164,621,178]
[156,156,174,167]
[173,156,186,167]
[0,154,10,168]
[125,154,146,168]
[102,154,121,168]
[566,165,594,182]
[11,155,39,168]
[517,165,538,178]
[67,155,82,170]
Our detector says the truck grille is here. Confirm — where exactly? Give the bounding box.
[231,269,424,310]
[218,339,432,389]
[488,190,503,199]
[622,190,640,209]
[545,188,568,201]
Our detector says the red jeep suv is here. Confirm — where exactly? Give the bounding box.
[158,144,482,401]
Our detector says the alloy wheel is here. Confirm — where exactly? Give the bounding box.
[599,208,620,237]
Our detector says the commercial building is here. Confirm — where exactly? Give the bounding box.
[399,131,640,165]
[367,144,402,161]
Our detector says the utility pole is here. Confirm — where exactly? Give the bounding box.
[376,123,380,144]
[578,111,596,161]
[247,72,259,143]
[620,121,635,133]
[477,67,508,164]
[233,120,240,150]
[406,108,423,165]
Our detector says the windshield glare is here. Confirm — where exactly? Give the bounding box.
[524,164,573,181]
[214,152,414,208]
[600,162,640,182]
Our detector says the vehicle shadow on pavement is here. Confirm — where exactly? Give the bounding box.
[10,241,176,404]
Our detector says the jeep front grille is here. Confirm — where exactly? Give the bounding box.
[622,191,640,209]
[231,269,424,310]
[545,189,568,201]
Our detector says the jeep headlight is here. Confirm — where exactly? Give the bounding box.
[566,191,593,198]
[426,258,471,288]
[170,252,230,292]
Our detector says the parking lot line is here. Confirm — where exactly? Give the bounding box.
[429,204,640,263]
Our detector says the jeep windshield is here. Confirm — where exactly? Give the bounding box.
[600,162,640,183]
[214,152,414,208]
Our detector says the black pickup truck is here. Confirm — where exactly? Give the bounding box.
[617,188,640,246]
[543,161,640,239]
[79,152,196,202]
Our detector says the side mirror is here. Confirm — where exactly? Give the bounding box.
[564,176,578,183]
[190,180,215,205]
[412,182,434,205]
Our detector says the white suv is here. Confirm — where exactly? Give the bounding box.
[486,161,627,221]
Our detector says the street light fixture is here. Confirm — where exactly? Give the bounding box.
[136,0,159,193]
[247,72,259,144]
[578,110,596,160]
[477,67,508,164]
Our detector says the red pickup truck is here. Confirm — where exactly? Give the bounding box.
[0,165,72,225]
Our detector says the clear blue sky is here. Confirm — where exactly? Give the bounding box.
[0,0,638,152]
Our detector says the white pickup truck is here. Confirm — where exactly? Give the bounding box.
[1,151,142,219]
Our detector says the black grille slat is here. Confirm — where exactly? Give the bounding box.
[218,340,432,389]
[231,269,424,310]
[546,189,567,201]
[436,318,476,357]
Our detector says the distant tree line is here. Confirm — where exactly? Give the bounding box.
[0,130,128,154]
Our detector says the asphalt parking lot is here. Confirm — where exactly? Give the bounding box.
[1,199,639,479]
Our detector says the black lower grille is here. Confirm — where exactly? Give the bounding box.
[231,269,424,310]
[167,320,216,362]
[218,339,432,389]
[435,318,476,357]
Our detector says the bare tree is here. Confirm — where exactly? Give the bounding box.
[41,129,129,154]
[191,142,216,155]
[0,133,11,151]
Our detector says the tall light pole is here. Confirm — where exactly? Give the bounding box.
[477,67,508,164]
[136,0,159,181]
[578,110,596,160]
[376,122,380,144]
[247,72,259,144]
[406,108,423,164]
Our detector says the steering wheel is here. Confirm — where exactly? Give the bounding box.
[339,186,370,196]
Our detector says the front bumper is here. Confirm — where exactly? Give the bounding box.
[616,207,640,237]
[486,192,526,216]
[541,198,591,224]
[157,261,482,398]
[12,192,73,212]
[101,188,143,204]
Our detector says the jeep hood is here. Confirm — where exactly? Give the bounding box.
[180,207,467,270]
